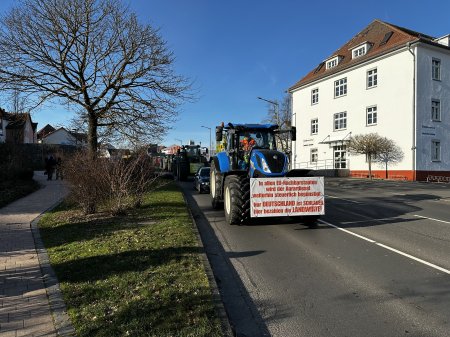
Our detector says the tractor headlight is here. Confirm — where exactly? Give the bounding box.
[261,157,272,173]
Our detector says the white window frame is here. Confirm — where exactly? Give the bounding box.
[352,45,366,59]
[326,57,339,70]
[310,148,318,163]
[366,106,377,126]
[311,118,318,135]
[334,78,347,98]
[432,58,441,81]
[431,99,441,121]
[311,88,319,105]
[334,112,347,131]
[367,68,377,88]
[431,140,441,161]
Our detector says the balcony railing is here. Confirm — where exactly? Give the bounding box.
[294,159,350,170]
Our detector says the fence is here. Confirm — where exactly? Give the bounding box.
[294,159,350,170]
[0,143,79,170]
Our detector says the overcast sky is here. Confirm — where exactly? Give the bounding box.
[1,0,450,147]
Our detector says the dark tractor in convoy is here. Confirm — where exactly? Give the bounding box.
[210,122,319,225]
[173,144,208,181]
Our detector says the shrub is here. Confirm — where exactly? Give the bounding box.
[63,150,160,215]
[63,151,110,214]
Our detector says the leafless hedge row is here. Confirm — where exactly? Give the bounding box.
[63,151,161,215]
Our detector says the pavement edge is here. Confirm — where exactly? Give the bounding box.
[30,201,76,337]
[181,190,234,337]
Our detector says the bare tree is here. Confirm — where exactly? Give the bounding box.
[0,0,191,156]
[263,94,292,153]
[347,133,391,180]
[376,139,404,179]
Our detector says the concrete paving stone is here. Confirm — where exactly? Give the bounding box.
[8,310,31,322]
[0,320,24,331]
[0,312,8,323]
[23,315,53,328]
[17,326,57,337]
[0,330,16,337]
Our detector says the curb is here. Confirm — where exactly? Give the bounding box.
[180,189,234,337]
[30,201,76,337]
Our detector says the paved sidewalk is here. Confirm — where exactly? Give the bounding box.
[0,172,69,337]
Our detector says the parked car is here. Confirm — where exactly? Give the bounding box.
[193,167,210,193]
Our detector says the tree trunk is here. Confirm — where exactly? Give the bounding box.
[368,157,372,180]
[88,112,98,158]
[385,161,388,179]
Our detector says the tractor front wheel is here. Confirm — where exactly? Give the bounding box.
[210,161,223,209]
[223,175,250,225]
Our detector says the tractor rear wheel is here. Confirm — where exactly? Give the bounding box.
[223,175,250,225]
[210,161,223,209]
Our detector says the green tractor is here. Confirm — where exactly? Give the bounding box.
[173,144,208,181]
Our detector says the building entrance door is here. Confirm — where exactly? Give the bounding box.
[334,145,347,169]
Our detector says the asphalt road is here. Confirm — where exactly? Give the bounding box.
[182,178,450,337]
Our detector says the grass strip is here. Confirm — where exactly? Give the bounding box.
[38,181,223,337]
[0,179,40,208]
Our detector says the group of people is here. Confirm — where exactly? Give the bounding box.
[44,154,63,181]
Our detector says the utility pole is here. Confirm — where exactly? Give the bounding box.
[201,126,212,160]
[257,96,279,126]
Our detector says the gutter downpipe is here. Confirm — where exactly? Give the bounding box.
[407,41,417,181]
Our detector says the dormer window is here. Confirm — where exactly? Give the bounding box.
[352,42,371,59]
[326,56,341,70]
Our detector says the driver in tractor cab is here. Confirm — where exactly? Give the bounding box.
[241,133,256,152]
[239,133,256,169]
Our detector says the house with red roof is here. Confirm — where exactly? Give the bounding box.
[289,19,450,181]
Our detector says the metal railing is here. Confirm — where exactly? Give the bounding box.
[294,159,350,170]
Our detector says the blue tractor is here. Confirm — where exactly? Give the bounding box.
[210,122,318,225]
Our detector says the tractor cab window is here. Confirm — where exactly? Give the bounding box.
[239,131,275,151]
[186,147,198,157]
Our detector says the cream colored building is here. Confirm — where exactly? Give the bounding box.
[289,20,450,181]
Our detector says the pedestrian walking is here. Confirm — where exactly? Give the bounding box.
[56,157,63,180]
[45,154,56,180]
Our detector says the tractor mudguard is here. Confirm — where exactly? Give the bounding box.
[216,152,231,173]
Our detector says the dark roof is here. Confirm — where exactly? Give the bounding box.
[37,124,56,139]
[5,112,32,129]
[289,20,448,91]
[69,130,88,143]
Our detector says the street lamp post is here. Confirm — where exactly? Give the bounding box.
[257,96,280,126]
[201,125,212,160]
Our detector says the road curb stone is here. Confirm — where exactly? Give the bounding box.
[30,202,76,337]
[180,186,234,337]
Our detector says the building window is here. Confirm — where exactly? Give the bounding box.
[326,57,339,70]
[311,118,318,135]
[310,148,318,163]
[367,68,377,88]
[311,88,319,105]
[432,99,441,121]
[353,45,366,58]
[334,112,347,131]
[366,106,377,125]
[334,78,347,98]
[432,58,441,80]
[431,140,441,161]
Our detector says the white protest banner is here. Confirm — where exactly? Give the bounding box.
[250,177,325,218]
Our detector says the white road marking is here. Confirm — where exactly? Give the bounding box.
[413,214,450,224]
[325,195,362,204]
[319,219,450,275]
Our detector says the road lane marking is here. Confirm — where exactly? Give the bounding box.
[319,219,450,275]
[325,195,362,204]
[413,214,450,225]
